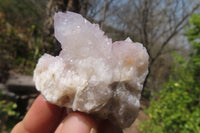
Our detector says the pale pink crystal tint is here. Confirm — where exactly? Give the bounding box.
[33,11,149,128]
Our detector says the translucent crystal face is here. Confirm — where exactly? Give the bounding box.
[54,12,112,60]
[33,11,149,128]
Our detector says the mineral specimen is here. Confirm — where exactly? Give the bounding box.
[33,11,149,128]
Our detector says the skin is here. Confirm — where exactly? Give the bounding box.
[11,95,123,133]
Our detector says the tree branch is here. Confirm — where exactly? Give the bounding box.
[150,3,200,66]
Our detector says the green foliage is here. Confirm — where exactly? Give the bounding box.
[140,14,200,133]
[0,17,43,74]
[0,0,44,28]
[140,75,200,133]
[185,14,200,81]
[0,91,20,133]
[0,1,46,129]
[0,0,46,74]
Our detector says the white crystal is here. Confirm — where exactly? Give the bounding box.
[33,11,149,128]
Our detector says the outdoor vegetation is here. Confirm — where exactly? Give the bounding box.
[0,90,19,132]
[140,14,200,133]
[0,0,199,133]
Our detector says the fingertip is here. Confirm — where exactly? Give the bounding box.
[11,121,27,133]
[18,95,63,133]
[55,112,97,133]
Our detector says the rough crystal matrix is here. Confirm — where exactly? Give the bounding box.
[33,11,149,128]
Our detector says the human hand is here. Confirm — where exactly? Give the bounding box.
[11,95,123,133]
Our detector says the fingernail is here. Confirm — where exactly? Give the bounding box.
[55,122,64,133]
[90,128,97,133]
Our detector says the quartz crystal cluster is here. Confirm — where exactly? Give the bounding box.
[33,11,149,128]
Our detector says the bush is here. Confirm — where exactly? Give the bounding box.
[140,73,200,133]
[139,14,200,133]
[0,0,46,74]
[0,90,20,133]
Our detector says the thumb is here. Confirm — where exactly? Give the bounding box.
[55,112,97,133]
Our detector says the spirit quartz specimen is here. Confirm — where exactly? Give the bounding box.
[33,11,149,128]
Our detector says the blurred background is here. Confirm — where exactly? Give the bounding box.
[0,0,200,132]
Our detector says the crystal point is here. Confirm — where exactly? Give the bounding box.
[33,11,149,128]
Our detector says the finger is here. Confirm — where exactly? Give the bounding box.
[11,95,63,133]
[55,112,98,133]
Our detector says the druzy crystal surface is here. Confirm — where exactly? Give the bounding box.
[33,11,149,128]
